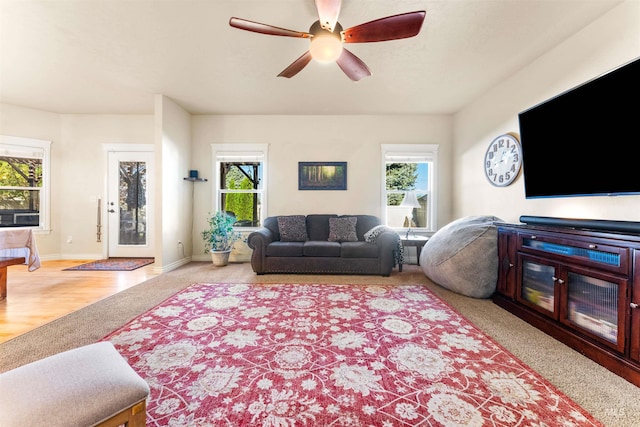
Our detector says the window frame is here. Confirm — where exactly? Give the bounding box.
[211,143,268,230]
[0,135,51,231]
[381,143,438,233]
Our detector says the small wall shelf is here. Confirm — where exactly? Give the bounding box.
[184,177,208,182]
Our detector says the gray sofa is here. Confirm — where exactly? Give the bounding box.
[247,214,400,276]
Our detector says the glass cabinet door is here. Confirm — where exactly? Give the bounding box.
[518,256,558,318]
[562,269,626,352]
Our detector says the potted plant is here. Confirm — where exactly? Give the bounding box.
[201,211,242,266]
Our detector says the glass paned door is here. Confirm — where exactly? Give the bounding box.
[519,257,557,317]
[563,270,626,352]
[107,151,154,257]
[118,161,147,245]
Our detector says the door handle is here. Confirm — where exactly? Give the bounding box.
[108,209,115,213]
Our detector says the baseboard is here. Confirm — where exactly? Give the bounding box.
[153,257,191,274]
[43,253,103,261]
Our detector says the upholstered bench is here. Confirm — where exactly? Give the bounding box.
[0,342,149,427]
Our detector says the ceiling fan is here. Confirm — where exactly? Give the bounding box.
[229,0,426,81]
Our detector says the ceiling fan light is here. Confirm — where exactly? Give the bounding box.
[310,33,343,63]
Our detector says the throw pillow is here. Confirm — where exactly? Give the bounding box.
[328,217,358,242]
[277,215,309,242]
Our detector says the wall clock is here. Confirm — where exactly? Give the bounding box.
[483,133,522,187]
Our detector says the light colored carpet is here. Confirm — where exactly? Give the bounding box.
[1,262,638,426]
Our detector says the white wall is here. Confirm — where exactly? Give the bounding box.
[453,0,640,223]
[155,95,193,271]
[59,114,155,259]
[1,110,453,263]
[0,103,153,259]
[190,114,453,258]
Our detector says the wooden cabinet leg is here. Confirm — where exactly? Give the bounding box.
[0,267,7,300]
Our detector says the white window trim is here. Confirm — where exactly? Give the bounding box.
[0,135,52,232]
[381,143,439,232]
[102,143,154,153]
[211,143,268,229]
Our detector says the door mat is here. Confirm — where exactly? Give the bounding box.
[63,257,154,271]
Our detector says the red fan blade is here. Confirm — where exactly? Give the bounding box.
[229,17,311,38]
[315,0,341,32]
[335,48,371,82]
[342,11,426,43]
[278,51,313,78]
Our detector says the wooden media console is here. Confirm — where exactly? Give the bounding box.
[494,222,640,387]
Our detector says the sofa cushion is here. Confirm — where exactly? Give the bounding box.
[266,242,304,257]
[349,215,381,240]
[341,242,379,258]
[419,215,502,299]
[328,217,358,242]
[303,241,341,257]
[277,215,309,242]
[307,214,338,241]
[263,216,281,240]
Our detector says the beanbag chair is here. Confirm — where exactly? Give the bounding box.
[420,215,502,298]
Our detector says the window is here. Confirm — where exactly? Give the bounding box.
[212,144,268,229]
[382,144,438,232]
[0,136,51,229]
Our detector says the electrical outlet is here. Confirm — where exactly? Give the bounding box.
[67,235,73,243]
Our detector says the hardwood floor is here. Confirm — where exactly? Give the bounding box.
[0,260,158,344]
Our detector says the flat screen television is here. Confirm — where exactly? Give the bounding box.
[518,57,640,199]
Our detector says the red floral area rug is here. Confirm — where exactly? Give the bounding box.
[103,283,603,426]
[63,257,154,271]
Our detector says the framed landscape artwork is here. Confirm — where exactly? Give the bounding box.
[298,162,347,190]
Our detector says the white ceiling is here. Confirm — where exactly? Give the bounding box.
[0,0,623,115]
